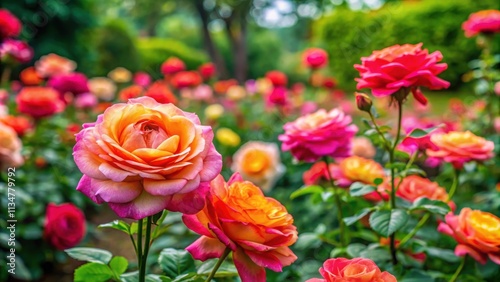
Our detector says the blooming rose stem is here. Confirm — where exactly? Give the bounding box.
[398,168,460,250]
[388,99,404,265]
[205,247,231,282]
[323,157,347,247]
[137,218,143,281]
[140,216,153,281]
[449,256,466,282]
[368,112,391,152]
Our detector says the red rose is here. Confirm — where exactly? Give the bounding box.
[198,62,216,80]
[265,70,288,87]
[171,71,202,89]
[0,9,22,39]
[161,57,186,75]
[145,81,178,104]
[44,203,86,250]
[16,87,65,118]
[303,48,328,69]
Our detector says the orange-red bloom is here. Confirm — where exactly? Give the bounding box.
[171,71,202,89]
[265,70,288,87]
[145,82,178,104]
[426,131,494,169]
[306,257,397,282]
[462,10,500,37]
[438,208,500,264]
[0,115,32,136]
[20,67,43,86]
[16,87,65,118]
[118,85,143,101]
[183,173,297,282]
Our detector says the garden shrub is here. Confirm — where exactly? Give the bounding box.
[313,0,500,89]
[137,37,208,77]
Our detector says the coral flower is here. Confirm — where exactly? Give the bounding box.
[302,48,328,69]
[0,39,33,64]
[73,97,222,219]
[231,141,285,192]
[16,87,65,118]
[303,162,334,186]
[161,57,186,75]
[438,208,500,264]
[426,131,494,169]
[351,137,376,159]
[279,108,357,162]
[171,71,202,89]
[145,82,178,104]
[0,9,22,39]
[355,43,450,103]
[0,115,32,136]
[183,173,298,282]
[265,70,288,87]
[118,85,144,101]
[0,121,24,170]
[462,10,500,37]
[306,257,396,282]
[35,53,76,78]
[20,67,43,86]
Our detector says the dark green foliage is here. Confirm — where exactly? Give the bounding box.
[313,0,500,89]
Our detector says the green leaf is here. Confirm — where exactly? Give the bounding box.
[110,256,128,276]
[74,263,113,282]
[65,248,113,264]
[295,233,321,250]
[346,243,366,258]
[330,247,347,258]
[197,259,238,277]
[400,269,435,282]
[158,248,195,279]
[374,178,384,185]
[344,207,374,226]
[404,168,427,177]
[410,198,450,216]
[424,247,460,263]
[99,220,131,234]
[290,185,324,199]
[394,150,410,160]
[369,209,408,237]
[349,182,376,197]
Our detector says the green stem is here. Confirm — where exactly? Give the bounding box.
[130,234,138,257]
[368,112,392,152]
[447,169,460,202]
[205,248,231,282]
[139,216,153,282]
[397,213,430,250]
[137,219,144,282]
[1,66,11,86]
[324,157,347,247]
[449,256,466,282]
[388,99,403,265]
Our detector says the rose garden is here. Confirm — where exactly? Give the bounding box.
[0,1,499,281]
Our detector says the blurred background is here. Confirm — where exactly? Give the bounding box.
[2,0,499,91]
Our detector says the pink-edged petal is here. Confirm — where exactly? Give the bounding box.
[208,223,237,251]
[76,175,103,204]
[108,191,167,219]
[143,178,187,196]
[245,250,283,272]
[99,162,134,182]
[164,181,210,214]
[200,144,223,182]
[233,249,266,282]
[437,222,454,237]
[182,214,212,237]
[305,279,326,282]
[93,179,142,203]
[455,244,488,264]
[186,236,227,261]
[488,253,500,265]
[228,172,244,185]
[73,143,106,180]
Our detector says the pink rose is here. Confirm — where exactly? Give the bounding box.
[307,257,397,282]
[462,10,500,37]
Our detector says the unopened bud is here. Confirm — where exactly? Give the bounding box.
[355,92,372,112]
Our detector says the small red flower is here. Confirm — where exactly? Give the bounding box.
[303,48,328,69]
[0,9,22,39]
[462,10,500,37]
[44,203,86,250]
[198,62,216,80]
[265,70,288,87]
[161,57,186,75]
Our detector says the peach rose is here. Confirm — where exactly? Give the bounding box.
[16,87,65,118]
[88,77,117,101]
[331,156,385,188]
[306,257,397,282]
[0,122,23,170]
[438,208,500,264]
[351,136,376,159]
[183,173,297,282]
[426,131,494,169]
[35,53,76,78]
[231,141,285,192]
[73,97,222,219]
[279,108,357,162]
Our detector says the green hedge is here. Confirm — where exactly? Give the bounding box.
[137,38,208,77]
[313,0,500,89]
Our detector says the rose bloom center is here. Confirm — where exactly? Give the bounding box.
[468,211,500,243]
[242,149,270,174]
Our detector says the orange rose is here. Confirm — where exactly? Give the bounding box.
[0,122,23,170]
[16,87,65,118]
[306,257,397,282]
[231,141,285,192]
[20,67,43,86]
[183,173,297,282]
[438,208,500,264]
[426,131,494,169]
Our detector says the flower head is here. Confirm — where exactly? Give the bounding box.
[47,72,89,96]
[20,67,43,86]
[0,39,33,64]
[279,109,357,162]
[118,85,143,101]
[35,53,76,78]
[198,62,216,80]
[44,203,86,250]
[332,156,385,188]
[231,141,285,192]
[0,121,23,170]
[0,115,32,136]
[145,82,177,104]
[355,43,450,103]
[183,173,297,282]
[438,208,500,265]
[16,87,65,118]
[88,77,116,101]
[462,10,500,37]
[73,97,222,219]
[303,48,328,69]
[266,71,288,87]
[161,57,186,75]
[0,9,22,39]
[108,67,132,83]
[306,257,397,282]
[171,71,202,89]
[216,128,241,147]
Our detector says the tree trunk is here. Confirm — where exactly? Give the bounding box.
[224,7,248,84]
[193,0,229,79]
